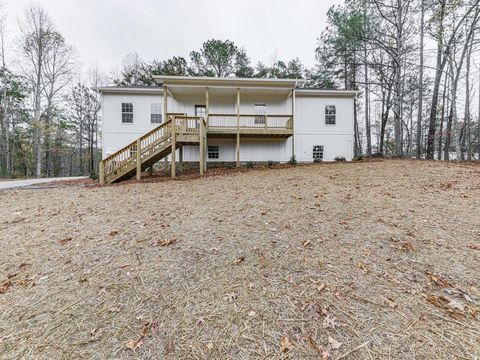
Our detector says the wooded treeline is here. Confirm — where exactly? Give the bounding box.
[1,1,479,179]
[0,5,103,178]
[315,0,480,159]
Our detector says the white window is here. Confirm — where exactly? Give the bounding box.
[151,103,162,124]
[122,103,133,123]
[254,104,266,125]
[208,145,219,159]
[325,105,336,125]
[313,145,324,161]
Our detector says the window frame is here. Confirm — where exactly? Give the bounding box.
[207,145,219,159]
[325,105,336,125]
[150,103,163,124]
[313,145,324,162]
[121,102,133,124]
[254,103,266,125]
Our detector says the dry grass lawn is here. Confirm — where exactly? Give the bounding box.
[1,160,479,359]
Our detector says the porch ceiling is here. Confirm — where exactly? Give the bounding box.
[167,86,292,97]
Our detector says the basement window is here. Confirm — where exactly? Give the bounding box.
[313,145,324,162]
[122,103,133,123]
[208,145,219,159]
[151,103,162,124]
[325,105,336,125]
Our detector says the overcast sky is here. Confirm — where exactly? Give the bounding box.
[5,0,340,75]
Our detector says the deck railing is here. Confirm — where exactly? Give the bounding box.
[208,114,292,129]
[172,115,202,135]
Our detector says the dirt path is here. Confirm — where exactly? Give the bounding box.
[0,176,88,190]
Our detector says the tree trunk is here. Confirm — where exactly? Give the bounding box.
[416,0,424,158]
[437,74,448,160]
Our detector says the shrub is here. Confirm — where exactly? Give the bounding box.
[225,163,234,170]
[334,156,346,162]
[267,160,275,167]
[246,161,255,168]
[372,152,384,158]
[313,158,322,163]
[289,155,297,165]
[354,154,364,161]
[89,173,98,180]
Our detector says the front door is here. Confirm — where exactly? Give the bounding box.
[195,105,206,118]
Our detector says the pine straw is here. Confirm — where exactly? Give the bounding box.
[0,160,479,359]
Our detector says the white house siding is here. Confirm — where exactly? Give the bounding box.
[102,92,167,157]
[294,95,354,161]
[181,138,291,163]
[101,89,355,163]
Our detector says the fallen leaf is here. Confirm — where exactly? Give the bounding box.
[468,244,480,250]
[58,237,73,245]
[328,336,342,350]
[206,342,214,350]
[427,272,455,288]
[109,230,119,236]
[126,337,144,351]
[308,335,330,358]
[280,336,294,353]
[235,256,245,264]
[126,323,150,351]
[447,298,465,312]
[248,310,256,317]
[151,237,177,247]
[317,283,326,292]
[323,314,339,328]
[303,240,312,247]
[386,297,398,308]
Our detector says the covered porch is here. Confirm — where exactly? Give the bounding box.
[156,76,300,167]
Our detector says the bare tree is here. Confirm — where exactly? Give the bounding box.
[42,31,74,176]
[18,6,55,176]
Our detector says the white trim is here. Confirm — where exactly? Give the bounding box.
[154,75,305,88]
[95,87,164,94]
[296,89,360,97]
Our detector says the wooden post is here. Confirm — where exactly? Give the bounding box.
[136,139,141,180]
[205,87,209,126]
[163,86,168,121]
[291,89,295,160]
[99,160,105,185]
[171,130,176,178]
[199,119,204,175]
[205,87,209,172]
[236,133,240,167]
[179,146,183,173]
[163,87,168,174]
[236,88,240,167]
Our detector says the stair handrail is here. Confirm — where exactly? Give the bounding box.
[100,118,173,183]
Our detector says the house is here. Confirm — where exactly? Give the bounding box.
[96,76,358,184]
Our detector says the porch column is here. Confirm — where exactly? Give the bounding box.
[236,88,240,167]
[163,86,168,174]
[199,120,204,175]
[204,87,209,173]
[291,88,296,160]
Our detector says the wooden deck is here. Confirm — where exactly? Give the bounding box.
[99,113,293,184]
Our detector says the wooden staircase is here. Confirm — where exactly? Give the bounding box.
[99,115,206,184]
